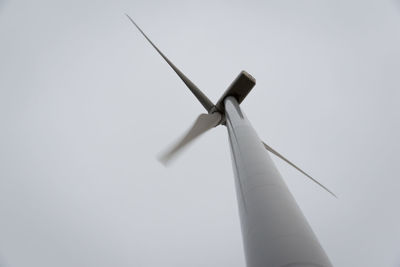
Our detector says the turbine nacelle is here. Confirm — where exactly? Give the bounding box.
[213,70,256,114]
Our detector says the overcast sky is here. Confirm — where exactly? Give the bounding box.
[1,0,400,266]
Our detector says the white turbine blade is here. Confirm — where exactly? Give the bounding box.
[125,14,215,112]
[262,142,337,198]
[159,113,222,165]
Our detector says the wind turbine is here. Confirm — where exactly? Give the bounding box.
[126,14,335,267]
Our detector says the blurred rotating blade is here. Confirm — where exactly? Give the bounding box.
[262,142,337,198]
[125,14,214,112]
[159,113,222,165]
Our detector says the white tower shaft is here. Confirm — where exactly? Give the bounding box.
[225,97,332,267]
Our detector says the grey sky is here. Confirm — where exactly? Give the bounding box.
[0,0,399,266]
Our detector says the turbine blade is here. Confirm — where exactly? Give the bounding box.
[262,142,337,198]
[159,112,222,165]
[125,14,214,112]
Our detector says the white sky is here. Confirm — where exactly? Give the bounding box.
[0,0,400,266]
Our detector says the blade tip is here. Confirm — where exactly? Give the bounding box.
[124,13,136,25]
[157,154,171,167]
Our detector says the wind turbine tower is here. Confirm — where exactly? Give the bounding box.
[126,15,335,267]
